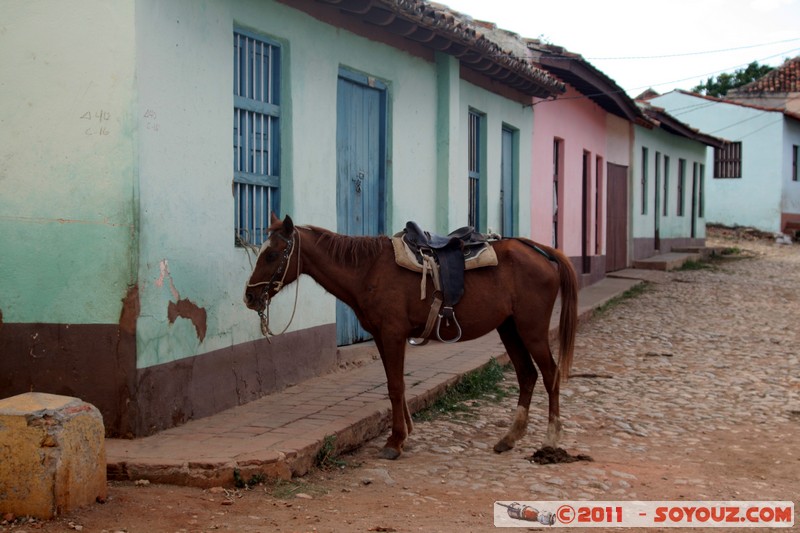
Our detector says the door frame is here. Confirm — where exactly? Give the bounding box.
[335,68,388,346]
[605,162,629,272]
[500,125,517,236]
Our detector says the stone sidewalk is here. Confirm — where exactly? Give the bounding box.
[106,261,683,487]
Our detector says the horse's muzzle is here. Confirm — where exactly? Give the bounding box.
[243,288,266,312]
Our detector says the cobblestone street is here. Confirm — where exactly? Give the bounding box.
[13,234,799,532]
[325,234,798,530]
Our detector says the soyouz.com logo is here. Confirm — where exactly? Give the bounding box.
[493,501,795,528]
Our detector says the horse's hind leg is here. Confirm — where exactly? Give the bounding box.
[403,397,414,436]
[511,310,563,448]
[494,318,538,453]
[529,339,562,447]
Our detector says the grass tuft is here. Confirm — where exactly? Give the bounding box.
[413,358,511,422]
[593,282,651,317]
[233,468,267,489]
[676,259,713,271]
[314,434,346,470]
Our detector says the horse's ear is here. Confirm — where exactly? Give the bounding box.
[270,212,281,225]
[282,215,294,235]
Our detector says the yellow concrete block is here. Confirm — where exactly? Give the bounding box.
[0,392,107,519]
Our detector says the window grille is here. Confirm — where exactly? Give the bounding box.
[233,30,280,246]
[663,155,670,217]
[641,147,648,215]
[655,151,661,216]
[468,110,482,229]
[698,164,706,218]
[714,142,741,179]
[677,159,686,216]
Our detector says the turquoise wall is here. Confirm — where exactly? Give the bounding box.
[632,125,708,240]
[456,80,533,236]
[132,0,448,368]
[1,0,537,370]
[0,1,138,325]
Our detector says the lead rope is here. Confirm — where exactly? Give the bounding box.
[237,233,260,271]
[253,232,302,340]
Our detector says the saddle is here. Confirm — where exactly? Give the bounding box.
[392,221,498,345]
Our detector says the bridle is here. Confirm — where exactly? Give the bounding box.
[246,229,301,338]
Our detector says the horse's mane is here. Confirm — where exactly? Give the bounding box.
[303,225,388,266]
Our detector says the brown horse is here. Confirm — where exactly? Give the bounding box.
[244,214,578,460]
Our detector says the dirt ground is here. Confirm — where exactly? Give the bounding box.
[3,232,798,533]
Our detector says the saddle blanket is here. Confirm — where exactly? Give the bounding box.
[391,236,498,273]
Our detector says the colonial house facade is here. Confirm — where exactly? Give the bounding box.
[631,102,725,259]
[649,89,800,234]
[0,0,563,436]
[524,41,647,283]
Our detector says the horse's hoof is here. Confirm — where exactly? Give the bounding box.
[493,440,514,453]
[378,446,402,460]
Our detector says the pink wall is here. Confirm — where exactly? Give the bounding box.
[530,85,608,258]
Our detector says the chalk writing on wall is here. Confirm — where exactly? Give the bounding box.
[80,109,111,137]
[144,109,160,132]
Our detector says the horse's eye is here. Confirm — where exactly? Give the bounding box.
[265,251,280,262]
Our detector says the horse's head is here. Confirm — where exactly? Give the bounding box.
[243,213,298,313]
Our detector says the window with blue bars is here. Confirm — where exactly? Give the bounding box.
[468,110,483,229]
[233,29,280,247]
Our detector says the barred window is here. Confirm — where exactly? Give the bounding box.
[714,142,742,179]
[677,158,686,216]
[663,155,670,217]
[233,29,281,246]
[641,147,648,215]
[468,110,483,229]
[698,163,705,218]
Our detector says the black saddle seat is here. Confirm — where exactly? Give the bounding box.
[402,221,487,250]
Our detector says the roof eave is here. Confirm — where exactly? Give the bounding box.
[643,106,726,148]
[313,0,565,98]
[529,48,644,123]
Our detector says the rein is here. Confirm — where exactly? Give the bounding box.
[246,230,302,339]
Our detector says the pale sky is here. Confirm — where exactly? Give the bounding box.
[437,0,800,96]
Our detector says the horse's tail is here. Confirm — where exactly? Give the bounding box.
[516,239,578,384]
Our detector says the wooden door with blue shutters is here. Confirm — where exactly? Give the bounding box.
[335,71,387,346]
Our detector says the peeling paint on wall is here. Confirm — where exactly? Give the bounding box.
[153,259,207,342]
[167,299,207,342]
[118,285,139,335]
[154,259,180,300]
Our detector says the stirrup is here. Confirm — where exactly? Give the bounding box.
[435,308,462,343]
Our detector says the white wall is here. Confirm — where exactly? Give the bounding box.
[781,118,800,217]
[652,91,785,232]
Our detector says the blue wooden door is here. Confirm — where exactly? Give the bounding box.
[336,71,386,346]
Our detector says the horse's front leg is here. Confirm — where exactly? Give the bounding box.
[375,335,410,460]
